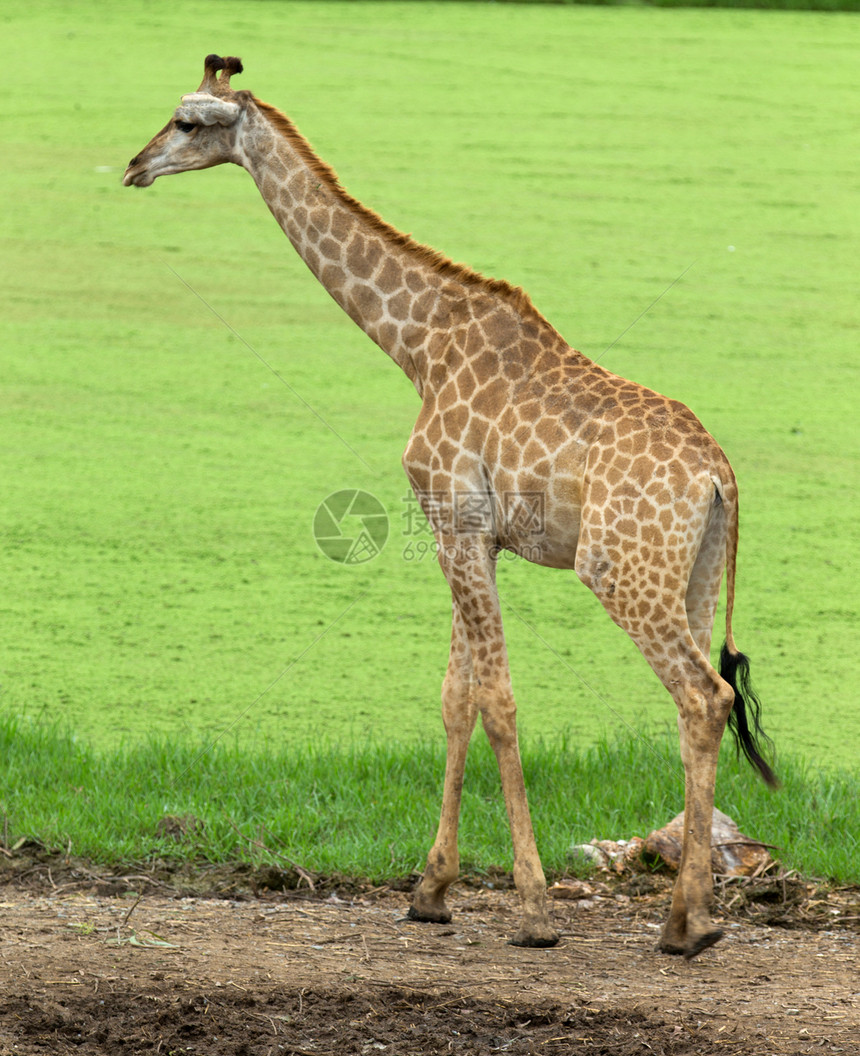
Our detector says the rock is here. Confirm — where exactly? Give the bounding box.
[643,808,772,876]
[568,837,646,874]
[548,879,595,900]
[565,810,773,878]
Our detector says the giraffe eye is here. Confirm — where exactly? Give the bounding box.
[175,120,196,134]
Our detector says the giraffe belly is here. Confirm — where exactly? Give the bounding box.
[497,497,582,570]
[487,445,584,570]
[503,538,580,570]
[479,453,582,568]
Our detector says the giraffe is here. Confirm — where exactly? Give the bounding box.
[124,55,777,959]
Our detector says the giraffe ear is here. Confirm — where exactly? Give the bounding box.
[177,93,241,127]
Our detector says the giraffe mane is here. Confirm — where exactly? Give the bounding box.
[249,95,553,326]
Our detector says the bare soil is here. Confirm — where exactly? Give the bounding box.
[0,853,858,1055]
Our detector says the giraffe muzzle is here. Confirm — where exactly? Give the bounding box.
[123,161,155,188]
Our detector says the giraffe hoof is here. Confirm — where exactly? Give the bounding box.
[658,928,724,958]
[684,929,724,960]
[508,927,560,949]
[657,940,687,957]
[406,904,452,925]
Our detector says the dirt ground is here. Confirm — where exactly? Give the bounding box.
[0,854,858,1056]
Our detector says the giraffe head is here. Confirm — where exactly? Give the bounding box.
[123,55,246,187]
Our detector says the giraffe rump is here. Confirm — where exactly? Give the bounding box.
[719,645,779,788]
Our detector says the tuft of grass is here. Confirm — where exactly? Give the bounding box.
[2,717,857,885]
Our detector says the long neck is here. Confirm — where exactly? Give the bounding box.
[234,98,559,396]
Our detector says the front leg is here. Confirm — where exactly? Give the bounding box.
[481,692,559,948]
[432,535,558,947]
[411,602,559,949]
[409,607,477,924]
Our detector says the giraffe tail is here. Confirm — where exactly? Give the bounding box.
[718,478,779,789]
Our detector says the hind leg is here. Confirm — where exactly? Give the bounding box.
[685,500,727,661]
[659,659,734,957]
[659,512,733,954]
[577,522,733,957]
[640,636,733,955]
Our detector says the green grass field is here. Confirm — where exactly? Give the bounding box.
[2,0,857,832]
[4,717,858,884]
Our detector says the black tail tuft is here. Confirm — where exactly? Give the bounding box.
[719,643,779,789]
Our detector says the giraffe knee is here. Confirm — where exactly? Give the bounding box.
[714,678,735,724]
[441,668,469,708]
[478,694,518,748]
[679,676,735,750]
[441,675,477,736]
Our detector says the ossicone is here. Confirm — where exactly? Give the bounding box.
[199,53,244,94]
[204,54,226,74]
